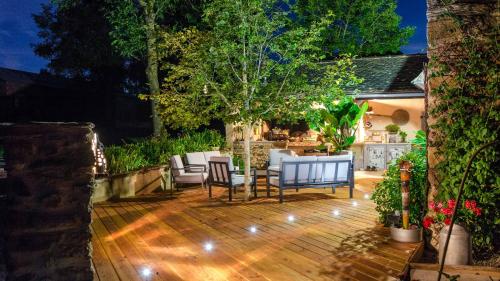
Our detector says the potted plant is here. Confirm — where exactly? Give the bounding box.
[385,124,400,143]
[399,131,408,143]
[306,97,368,154]
[423,199,480,265]
[372,134,427,243]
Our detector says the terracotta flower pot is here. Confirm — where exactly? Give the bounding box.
[439,224,472,265]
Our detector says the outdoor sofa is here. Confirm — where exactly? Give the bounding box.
[267,153,354,203]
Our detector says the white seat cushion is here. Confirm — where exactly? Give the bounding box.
[203,151,221,166]
[269,176,280,187]
[186,152,207,167]
[267,165,280,172]
[171,155,185,176]
[231,174,254,186]
[316,155,352,182]
[269,149,296,166]
[175,172,208,183]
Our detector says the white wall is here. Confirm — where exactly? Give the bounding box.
[360,98,425,142]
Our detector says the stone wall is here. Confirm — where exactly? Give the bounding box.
[0,123,95,281]
[426,0,498,201]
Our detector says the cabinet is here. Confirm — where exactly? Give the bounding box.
[363,143,411,170]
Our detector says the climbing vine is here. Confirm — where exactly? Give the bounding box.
[429,27,499,259]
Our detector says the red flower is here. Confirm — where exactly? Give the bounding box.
[441,207,453,216]
[428,201,435,210]
[474,208,481,216]
[447,199,456,209]
[444,218,452,225]
[437,202,443,209]
[470,200,477,209]
[423,216,434,229]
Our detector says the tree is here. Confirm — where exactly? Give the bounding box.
[294,0,415,57]
[154,0,360,199]
[105,0,177,136]
[33,1,144,94]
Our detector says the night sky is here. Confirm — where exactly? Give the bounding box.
[0,0,428,73]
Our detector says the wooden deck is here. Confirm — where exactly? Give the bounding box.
[91,178,421,281]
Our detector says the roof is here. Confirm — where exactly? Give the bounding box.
[326,54,428,99]
[0,67,70,90]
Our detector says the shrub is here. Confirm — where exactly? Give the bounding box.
[385,124,400,133]
[104,130,225,175]
[372,141,427,227]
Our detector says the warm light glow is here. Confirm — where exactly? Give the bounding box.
[249,226,257,233]
[204,242,214,252]
[287,215,295,222]
[352,201,358,207]
[364,194,370,200]
[332,209,340,216]
[141,267,152,277]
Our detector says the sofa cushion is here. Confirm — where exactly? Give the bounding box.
[281,156,317,184]
[186,152,207,167]
[203,151,221,166]
[171,155,185,176]
[316,155,352,182]
[230,174,254,186]
[269,149,297,166]
[175,172,208,183]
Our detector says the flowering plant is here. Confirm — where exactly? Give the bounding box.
[423,199,481,229]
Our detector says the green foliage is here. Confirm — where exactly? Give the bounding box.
[154,0,361,127]
[429,35,499,258]
[306,97,368,152]
[294,0,415,57]
[372,135,427,227]
[399,131,407,143]
[385,124,400,133]
[411,130,426,151]
[104,130,225,174]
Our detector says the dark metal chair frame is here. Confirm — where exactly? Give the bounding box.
[208,160,257,201]
[267,159,354,203]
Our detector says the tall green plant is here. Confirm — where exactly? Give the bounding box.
[306,97,368,152]
[104,130,225,175]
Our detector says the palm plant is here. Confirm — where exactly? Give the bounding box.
[306,97,368,152]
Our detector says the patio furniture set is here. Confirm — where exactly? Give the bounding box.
[169,149,354,202]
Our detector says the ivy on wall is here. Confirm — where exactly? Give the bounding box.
[429,33,499,259]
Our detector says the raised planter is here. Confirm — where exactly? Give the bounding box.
[390,226,423,243]
[93,165,169,203]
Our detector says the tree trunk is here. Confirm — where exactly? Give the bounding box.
[142,0,164,137]
[243,122,252,201]
[224,122,234,153]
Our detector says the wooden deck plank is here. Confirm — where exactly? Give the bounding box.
[90,225,121,281]
[91,183,420,281]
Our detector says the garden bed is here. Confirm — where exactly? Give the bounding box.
[92,165,168,203]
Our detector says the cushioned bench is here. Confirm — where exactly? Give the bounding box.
[267,154,354,203]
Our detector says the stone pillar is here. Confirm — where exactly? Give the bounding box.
[0,123,95,281]
[426,0,497,202]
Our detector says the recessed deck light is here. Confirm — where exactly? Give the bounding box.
[249,226,257,233]
[287,215,295,222]
[141,267,152,277]
[352,201,358,207]
[204,242,214,252]
[332,209,340,216]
